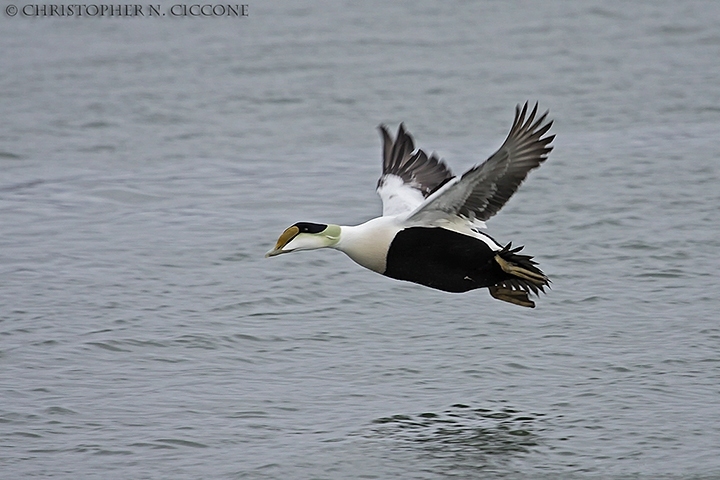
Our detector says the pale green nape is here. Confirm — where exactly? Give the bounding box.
[323,224,341,243]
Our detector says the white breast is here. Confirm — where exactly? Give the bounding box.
[334,216,403,273]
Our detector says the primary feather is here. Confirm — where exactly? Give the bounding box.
[380,102,554,229]
[376,123,453,216]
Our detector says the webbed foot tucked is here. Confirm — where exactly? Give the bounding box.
[488,285,535,308]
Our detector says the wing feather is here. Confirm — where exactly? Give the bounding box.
[406,102,554,224]
[376,124,454,216]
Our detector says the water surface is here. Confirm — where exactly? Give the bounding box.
[2,1,720,478]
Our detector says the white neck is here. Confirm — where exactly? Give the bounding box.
[334,216,402,273]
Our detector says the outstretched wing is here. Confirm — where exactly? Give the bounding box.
[376,124,454,216]
[406,102,554,225]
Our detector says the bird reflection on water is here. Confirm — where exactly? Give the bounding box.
[367,403,544,472]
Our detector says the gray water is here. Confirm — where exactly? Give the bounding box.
[2,1,720,478]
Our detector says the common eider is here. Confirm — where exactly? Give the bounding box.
[266,102,554,307]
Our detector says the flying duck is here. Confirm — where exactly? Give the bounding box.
[266,102,554,307]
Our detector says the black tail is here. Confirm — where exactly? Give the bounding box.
[489,243,549,308]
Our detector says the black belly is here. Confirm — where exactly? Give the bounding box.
[383,227,507,293]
